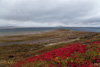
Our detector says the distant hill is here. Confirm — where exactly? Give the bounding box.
[55,25,66,27]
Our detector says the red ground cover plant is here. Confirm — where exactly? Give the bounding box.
[11,40,100,67]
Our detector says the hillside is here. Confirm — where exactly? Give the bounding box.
[0,29,99,67]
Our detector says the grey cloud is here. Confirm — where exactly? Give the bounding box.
[0,0,100,27]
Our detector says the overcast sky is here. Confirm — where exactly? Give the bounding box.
[0,0,100,27]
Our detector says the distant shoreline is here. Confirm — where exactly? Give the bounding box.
[0,30,52,37]
[0,27,100,36]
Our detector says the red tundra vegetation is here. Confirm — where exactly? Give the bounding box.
[11,40,100,67]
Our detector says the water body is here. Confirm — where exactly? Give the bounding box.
[0,27,100,36]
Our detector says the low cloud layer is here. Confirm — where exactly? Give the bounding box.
[0,0,100,27]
